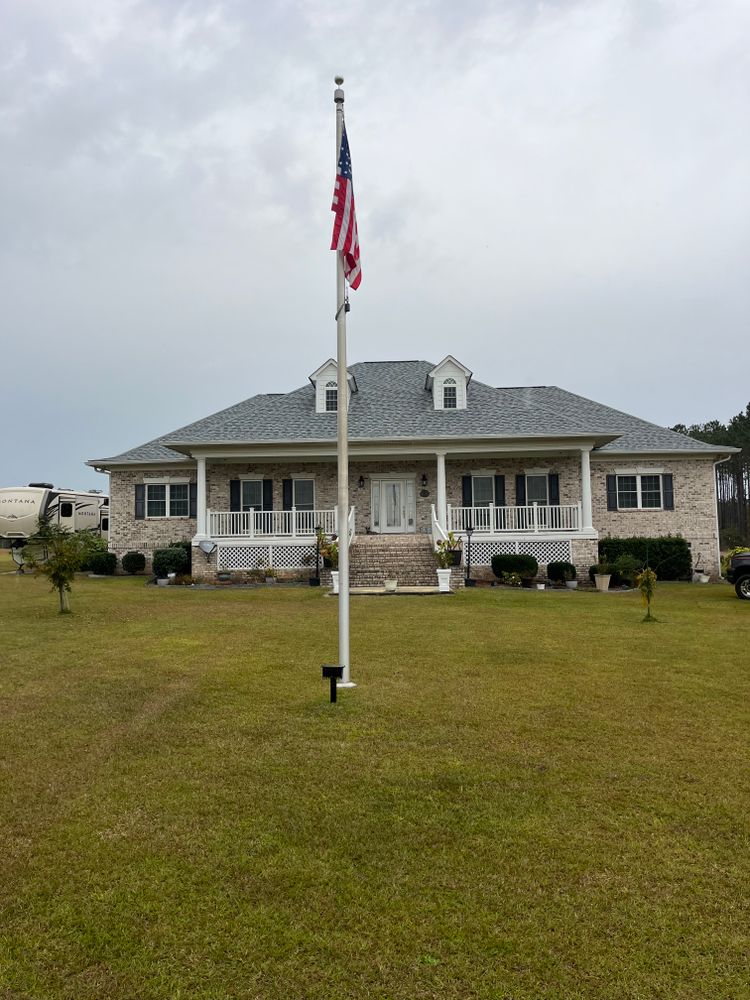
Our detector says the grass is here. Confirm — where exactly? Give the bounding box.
[1,552,749,998]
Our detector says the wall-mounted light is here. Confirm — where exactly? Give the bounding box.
[358,475,365,489]
[421,473,428,488]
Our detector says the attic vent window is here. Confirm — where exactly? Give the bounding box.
[443,378,457,409]
[325,381,338,412]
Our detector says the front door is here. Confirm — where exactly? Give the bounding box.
[371,479,416,533]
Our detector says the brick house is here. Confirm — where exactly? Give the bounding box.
[87,357,732,582]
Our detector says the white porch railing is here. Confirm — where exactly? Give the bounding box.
[431,503,448,547]
[208,507,337,538]
[447,502,581,534]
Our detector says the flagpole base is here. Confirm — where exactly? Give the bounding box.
[336,681,357,689]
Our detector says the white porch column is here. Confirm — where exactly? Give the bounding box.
[436,450,447,530]
[580,447,594,530]
[196,456,207,537]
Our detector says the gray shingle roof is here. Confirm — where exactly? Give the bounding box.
[88,360,726,466]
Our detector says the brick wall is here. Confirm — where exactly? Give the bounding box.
[109,453,721,579]
[591,458,720,577]
[108,467,196,566]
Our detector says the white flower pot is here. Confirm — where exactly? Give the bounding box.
[330,570,339,594]
[565,580,578,590]
[594,574,611,592]
[536,583,545,590]
[436,568,452,593]
[384,579,397,593]
[156,578,170,587]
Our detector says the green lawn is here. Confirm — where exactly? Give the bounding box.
[1,556,748,999]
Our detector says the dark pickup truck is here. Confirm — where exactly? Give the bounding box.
[726,552,750,600]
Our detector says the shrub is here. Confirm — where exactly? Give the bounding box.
[491,553,538,579]
[122,551,146,575]
[613,553,641,586]
[168,540,192,572]
[87,550,117,575]
[78,531,109,572]
[152,546,190,579]
[598,536,691,581]
[547,560,576,583]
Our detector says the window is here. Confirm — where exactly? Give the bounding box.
[241,480,263,511]
[146,483,189,518]
[59,502,73,518]
[616,474,662,510]
[101,518,109,532]
[472,476,494,506]
[526,475,549,505]
[443,378,457,409]
[292,479,314,511]
[325,381,338,412]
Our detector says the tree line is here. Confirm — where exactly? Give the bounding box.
[673,402,750,546]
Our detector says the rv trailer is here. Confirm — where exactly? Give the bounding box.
[0,484,109,544]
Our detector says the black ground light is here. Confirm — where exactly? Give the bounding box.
[322,664,344,702]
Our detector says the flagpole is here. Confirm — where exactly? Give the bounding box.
[334,77,355,688]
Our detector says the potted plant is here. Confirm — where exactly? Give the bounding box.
[263,566,276,584]
[320,534,339,570]
[384,579,397,593]
[434,538,457,592]
[591,563,611,592]
[436,532,462,567]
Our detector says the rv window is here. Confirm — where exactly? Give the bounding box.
[101,518,109,531]
[60,502,73,518]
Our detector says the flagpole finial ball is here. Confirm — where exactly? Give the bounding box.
[334,76,344,85]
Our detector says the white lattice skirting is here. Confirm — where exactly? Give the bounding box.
[470,539,572,566]
[217,542,316,571]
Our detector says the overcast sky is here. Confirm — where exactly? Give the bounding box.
[2,0,749,490]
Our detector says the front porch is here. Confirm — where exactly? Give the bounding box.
[190,447,599,577]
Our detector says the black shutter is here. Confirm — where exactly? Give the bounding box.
[282,479,293,511]
[263,479,273,511]
[494,475,505,507]
[461,475,472,507]
[189,482,197,518]
[135,484,145,520]
[662,473,674,510]
[606,474,618,511]
[548,473,560,506]
[515,474,526,505]
[229,479,241,512]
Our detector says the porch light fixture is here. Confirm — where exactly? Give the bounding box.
[358,475,365,489]
[421,473,428,488]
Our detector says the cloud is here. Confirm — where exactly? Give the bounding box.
[1,0,749,488]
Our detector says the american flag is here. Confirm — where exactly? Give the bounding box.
[330,124,362,289]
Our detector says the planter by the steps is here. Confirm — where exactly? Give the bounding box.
[565,580,578,590]
[594,573,611,592]
[384,579,397,593]
[436,568,452,593]
[330,571,339,594]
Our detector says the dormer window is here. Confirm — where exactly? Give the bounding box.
[325,382,338,412]
[309,359,357,413]
[426,355,472,410]
[443,378,457,409]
